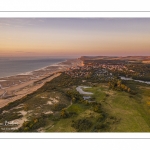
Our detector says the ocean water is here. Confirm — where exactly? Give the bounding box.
[0,57,67,78]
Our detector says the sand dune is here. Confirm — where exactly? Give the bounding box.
[0,58,83,109]
[0,73,61,108]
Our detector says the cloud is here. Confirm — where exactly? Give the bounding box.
[0,23,10,26]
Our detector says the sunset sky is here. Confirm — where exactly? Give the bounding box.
[0,18,150,57]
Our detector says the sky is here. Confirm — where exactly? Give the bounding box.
[0,18,150,57]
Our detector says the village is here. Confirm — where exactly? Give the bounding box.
[64,60,133,79]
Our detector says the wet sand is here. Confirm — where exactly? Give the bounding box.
[0,58,83,108]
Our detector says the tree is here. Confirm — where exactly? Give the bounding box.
[117,80,122,87]
[127,88,131,93]
[93,103,101,113]
[61,108,69,118]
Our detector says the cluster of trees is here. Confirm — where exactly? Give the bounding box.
[71,118,93,132]
[60,108,70,118]
[93,122,108,131]
[132,75,150,81]
[108,79,131,93]
[18,114,48,132]
[117,63,150,81]
[66,90,83,103]
[45,73,83,89]
[92,114,120,132]
[60,108,77,118]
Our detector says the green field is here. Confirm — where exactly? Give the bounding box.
[84,83,150,132]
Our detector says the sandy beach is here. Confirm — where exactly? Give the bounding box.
[0,58,83,108]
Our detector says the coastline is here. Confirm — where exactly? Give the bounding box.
[0,58,83,108]
[0,59,68,79]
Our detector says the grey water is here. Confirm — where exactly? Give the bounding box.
[120,76,150,85]
[0,57,67,78]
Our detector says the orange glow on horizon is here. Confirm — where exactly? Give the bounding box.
[0,18,150,57]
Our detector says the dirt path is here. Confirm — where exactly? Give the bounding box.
[66,100,73,109]
[76,86,93,95]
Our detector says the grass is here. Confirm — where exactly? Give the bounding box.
[67,103,89,114]
[83,84,114,102]
[86,84,150,132]
[46,103,88,132]
[46,100,105,132]
[46,117,76,132]
[1,72,150,132]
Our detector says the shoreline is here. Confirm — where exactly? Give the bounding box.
[0,59,68,79]
[0,58,83,108]
[0,58,80,88]
[0,73,61,109]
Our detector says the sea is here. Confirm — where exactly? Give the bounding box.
[0,57,68,78]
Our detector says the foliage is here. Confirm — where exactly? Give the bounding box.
[0,112,23,122]
[92,102,102,113]
[60,108,69,118]
[108,79,131,93]
[66,90,83,103]
[52,103,67,111]
[71,118,93,131]
[18,114,49,132]
[0,93,34,114]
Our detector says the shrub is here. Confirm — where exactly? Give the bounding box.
[71,118,93,131]
[18,115,47,132]
[52,103,67,111]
